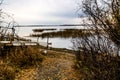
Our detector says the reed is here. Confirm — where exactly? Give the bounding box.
[33,28,57,32]
[30,29,91,38]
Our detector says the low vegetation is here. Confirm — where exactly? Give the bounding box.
[0,46,44,79]
[8,46,44,68]
[75,52,120,80]
[33,28,56,32]
[74,0,120,79]
[0,64,15,80]
[30,29,91,38]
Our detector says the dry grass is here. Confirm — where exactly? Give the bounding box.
[36,50,80,80]
[7,46,45,68]
[0,46,45,80]
[15,49,80,80]
[0,63,15,80]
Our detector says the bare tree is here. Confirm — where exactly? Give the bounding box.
[73,0,120,55]
[72,0,120,79]
[0,0,19,41]
[82,0,120,47]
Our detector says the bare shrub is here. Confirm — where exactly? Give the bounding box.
[73,0,120,79]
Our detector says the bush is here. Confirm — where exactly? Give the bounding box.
[75,52,120,80]
[8,46,44,68]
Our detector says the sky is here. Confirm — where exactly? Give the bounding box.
[1,0,83,25]
[0,0,84,37]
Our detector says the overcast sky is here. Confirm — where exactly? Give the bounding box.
[0,0,84,37]
[1,0,82,25]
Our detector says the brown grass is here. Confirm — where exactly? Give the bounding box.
[0,64,15,80]
[7,46,45,68]
[0,46,45,80]
[36,49,80,80]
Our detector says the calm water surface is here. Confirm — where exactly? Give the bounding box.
[39,38,73,49]
[19,26,82,49]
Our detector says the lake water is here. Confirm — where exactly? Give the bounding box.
[25,37,73,49]
[39,38,73,49]
[18,26,82,49]
[16,26,120,56]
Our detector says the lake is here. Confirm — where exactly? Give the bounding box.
[25,37,73,50]
[18,26,82,49]
[39,38,73,49]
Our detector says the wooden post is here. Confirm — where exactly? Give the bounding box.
[37,37,39,43]
[11,27,15,42]
[46,35,49,49]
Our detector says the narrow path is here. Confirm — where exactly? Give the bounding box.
[15,50,80,80]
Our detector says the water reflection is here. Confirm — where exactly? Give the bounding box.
[26,37,73,49]
[40,38,73,49]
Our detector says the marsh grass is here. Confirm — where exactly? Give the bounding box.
[30,29,91,38]
[33,28,56,32]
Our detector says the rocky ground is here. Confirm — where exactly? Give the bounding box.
[15,49,80,80]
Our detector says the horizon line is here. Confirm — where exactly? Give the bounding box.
[16,24,94,27]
